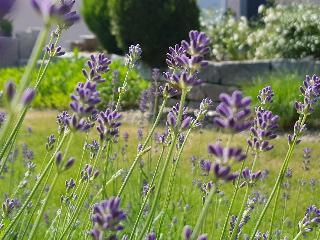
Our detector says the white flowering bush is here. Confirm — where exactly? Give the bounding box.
[203,4,320,61]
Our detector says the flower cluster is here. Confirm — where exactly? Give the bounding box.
[248,107,279,153]
[257,86,274,105]
[82,53,111,83]
[80,164,99,182]
[208,143,246,165]
[298,205,320,234]
[164,30,210,90]
[214,91,251,133]
[90,197,126,240]
[295,75,320,115]
[55,151,75,172]
[196,98,213,123]
[166,103,193,131]
[31,0,80,28]
[45,134,56,151]
[182,225,208,240]
[125,44,142,67]
[46,43,65,57]
[240,167,262,187]
[97,109,122,142]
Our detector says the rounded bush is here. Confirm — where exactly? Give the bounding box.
[82,0,122,54]
[108,0,200,67]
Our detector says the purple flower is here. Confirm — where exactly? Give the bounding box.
[298,205,320,233]
[302,147,312,171]
[22,88,36,106]
[164,31,210,90]
[70,81,100,117]
[0,111,6,128]
[2,196,17,217]
[31,0,79,27]
[86,140,100,159]
[97,109,121,142]
[208,143,246,164]
[257,86,274,105]
[123,132,129,142]
[181,30,211,57]
[200,159,211,176]
[248,107,279,153]
[56,111,71,134]
[125,44,142,67]
[295,75,320,114]
[5,80,15,102]
[81,164,99,182]
[45,134,56,151]
[212,163,238,182]
[90,197,126,240]
[65,178,76,191]
[240,167,262,187]
[82,53,111,83]
[213,91,251,133]
[145,232,156,240]
[166,103,192,130]
[182,225,207,240]
[46,43,65,56]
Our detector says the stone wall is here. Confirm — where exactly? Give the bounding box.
[172,59,320,109]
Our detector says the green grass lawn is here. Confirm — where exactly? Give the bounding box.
[2,110,320,239]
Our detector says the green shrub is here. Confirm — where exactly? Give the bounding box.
[0,57,148,109]
[82,0,121,54]
[0,19,12,37]
[242,72,320,129]
[108,0,200,67]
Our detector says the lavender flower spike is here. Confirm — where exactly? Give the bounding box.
[97,108,122,142]
[125,44,142,67]
[258,86,274,104]
[214,90,252,133]
[90,197,126,240]
[298,205,320,234]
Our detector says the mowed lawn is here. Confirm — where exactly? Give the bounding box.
[2,110,320,239]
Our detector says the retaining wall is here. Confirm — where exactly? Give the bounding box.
[175,59,320,108]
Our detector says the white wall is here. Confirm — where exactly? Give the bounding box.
[10,0,91,48]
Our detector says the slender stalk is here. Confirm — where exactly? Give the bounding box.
[115,65,131,111]
[268,186,280,237]
[191,185,216,239]
[229,184,250,240]
[19,163,55,239]
[250,115,308,240]
[102,141,112,198]
[293,230,303,240]
[219,153,247,240]
[0,25,50,145]
[28,173,59,239]
[129,146,165,239]
[0,33,59,169]
[138,90,187,239]
[74,132,89,185]
[158,124,194,233]
[292,182,303,238]
[2,132,69,238]
[117,98,167,197]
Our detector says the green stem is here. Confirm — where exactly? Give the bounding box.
[158,123,195,233]
[19,163,55,239]
[117,98,167,197]
[268,186,280,237]
[138,90,187,239]
[28,172,59,239]
[129,146,165,240]
[229,184,250,240]
[219,148,247,240]
[292,182,303,238]
[250,114,308,240]
[1,132,68,238]
[115,65,131,111]
[293,230,303,240]
[102,141,112,198]
[191,185,216,240]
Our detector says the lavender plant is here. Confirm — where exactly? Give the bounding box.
[0,1,320,239]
